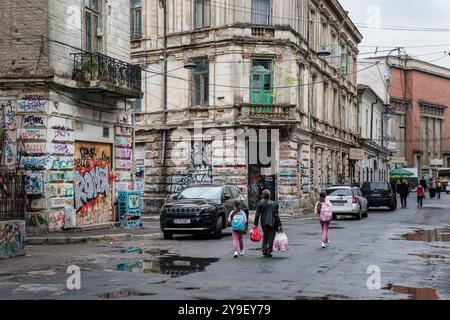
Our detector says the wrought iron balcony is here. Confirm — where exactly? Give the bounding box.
[72,52,142,98]
[237,103,298,126]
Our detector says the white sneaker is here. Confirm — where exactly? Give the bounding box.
[326,240,330,246]
[233,252,238,258]
[240,250,245,256]
[321,242,326,248]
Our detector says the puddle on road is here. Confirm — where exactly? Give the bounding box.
[408,253,448,260]
[384,284,439,300]
[100,289,157,299]
[120,247,144,254]
[295,294,350,300]
[119,247,170,256]
[399,228,450,243]
[115,255,219,277]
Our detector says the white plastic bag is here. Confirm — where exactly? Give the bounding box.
[273,232,289,252]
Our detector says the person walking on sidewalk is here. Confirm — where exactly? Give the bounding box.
[398,180,410,208]
[420,176,428,199]
[254,190,282,258]
[228,200,247,258]
[315,192,333,249]
[416,184,425,207]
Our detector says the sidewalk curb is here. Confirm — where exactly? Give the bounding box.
[26,232,163,245]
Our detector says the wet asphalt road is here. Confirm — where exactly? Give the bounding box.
[0,194,449,300]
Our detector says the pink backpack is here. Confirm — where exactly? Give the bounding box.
[318,200,333,222]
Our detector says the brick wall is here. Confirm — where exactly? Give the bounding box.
[390,64,450,167]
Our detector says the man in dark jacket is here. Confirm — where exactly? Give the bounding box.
[254,189,282,258]
[398,180,410,208]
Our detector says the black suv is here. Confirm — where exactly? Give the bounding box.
[160,184,249,240]
[361,181,397,211]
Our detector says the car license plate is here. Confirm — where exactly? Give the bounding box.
[173,219,191,224]
[372,193,381,197]
[173,260,191,267]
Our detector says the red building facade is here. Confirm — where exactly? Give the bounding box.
[387,56,450,176]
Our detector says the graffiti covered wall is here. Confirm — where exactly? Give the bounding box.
[0,221,26,260]
[74,141,114,226]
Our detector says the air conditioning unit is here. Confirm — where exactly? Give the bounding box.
[97,27,103,37]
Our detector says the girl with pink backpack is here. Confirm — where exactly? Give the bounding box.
[315,192,333,249]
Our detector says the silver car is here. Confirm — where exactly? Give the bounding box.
[326,186,369,220]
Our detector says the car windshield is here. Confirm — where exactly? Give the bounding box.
[326,189,352,197]
[363,183,389,192]
[177,187,222,200]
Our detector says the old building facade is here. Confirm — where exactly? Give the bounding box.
[0,0,142,232]
[132,0,362,214]
[357,85,391,183]
[360,56,450,177]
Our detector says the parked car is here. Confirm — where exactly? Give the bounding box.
[160,184,249,240]
[446,183,450,194]
[361,181,397,211]
[325,186,368,220]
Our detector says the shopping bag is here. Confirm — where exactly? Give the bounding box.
[273,232,289,252]
[250,226,262,242]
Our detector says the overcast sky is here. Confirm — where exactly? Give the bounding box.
[340,0,450,69]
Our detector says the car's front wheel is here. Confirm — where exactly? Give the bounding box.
[213,216,223,239]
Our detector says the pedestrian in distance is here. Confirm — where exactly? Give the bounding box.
[228,200,247,258]
[398,179,410,208]
[315,192,333,249]
[416,184,425,208]
[254,190,282,258]
[429,178,437,199]
[419,176,428,199]
[437,180,443,200]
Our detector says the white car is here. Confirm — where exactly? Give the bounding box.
[326,186,369,220]
[446,183,450,194]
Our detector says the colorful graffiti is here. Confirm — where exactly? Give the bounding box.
[47,183,74,198]
[48,210,65,231]
[50,158,74,170]
[1,99,16,129]
[18,128,46,140]
[19,155,51,170]
[3,137,16,166]
[74,142,114,226]
[23,115,45,127]
[24,172,44,195]
[51,142,73,155]
[21,142,46,155]
[17,94,47,113]
[0,221,26,259]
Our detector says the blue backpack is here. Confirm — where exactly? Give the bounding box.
[231,211,246,231]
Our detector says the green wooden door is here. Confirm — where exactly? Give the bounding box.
[251,71,273,104]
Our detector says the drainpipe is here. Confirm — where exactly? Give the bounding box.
[161,0,168,166]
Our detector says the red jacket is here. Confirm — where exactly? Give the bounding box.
[416,185,425,197]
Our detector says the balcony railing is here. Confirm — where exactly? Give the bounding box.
[239,104,297,124]
[251,27,275,37]
[72,52,141,93]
